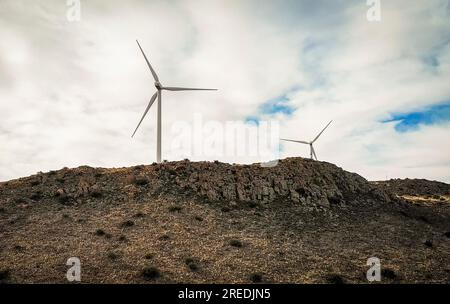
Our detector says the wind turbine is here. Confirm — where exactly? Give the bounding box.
[281,120,333,160]
[132,40,217,163]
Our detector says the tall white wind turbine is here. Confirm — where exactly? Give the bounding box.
[281,120,333,160]
[132,40,217,163]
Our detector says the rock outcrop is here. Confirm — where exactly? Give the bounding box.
[1,158,395,211]
[157,158,392,209]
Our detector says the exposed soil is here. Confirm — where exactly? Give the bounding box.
[0,158,449,283]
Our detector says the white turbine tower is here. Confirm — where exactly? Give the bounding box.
[281,120,333,160]
[132,40,217,163]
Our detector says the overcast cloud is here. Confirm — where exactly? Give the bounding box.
[1,0,450,182]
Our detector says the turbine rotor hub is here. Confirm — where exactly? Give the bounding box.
[154,81,162,89]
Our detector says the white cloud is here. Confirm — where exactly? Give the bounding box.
[0,0,449,182]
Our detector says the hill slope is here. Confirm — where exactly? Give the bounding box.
[0,158,449,283]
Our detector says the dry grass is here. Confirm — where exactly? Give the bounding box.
[1,194,449,283]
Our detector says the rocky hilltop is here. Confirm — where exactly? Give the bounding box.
[0,158,449,283]
[373,178,450,197]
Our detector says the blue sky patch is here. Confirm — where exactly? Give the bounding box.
[258,93,296,116]
[383,101,450,132]
[260,101,295,116]
[245,91,297,124]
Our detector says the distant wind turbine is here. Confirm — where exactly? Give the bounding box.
[132,40,217,163]
[281,120,333,160]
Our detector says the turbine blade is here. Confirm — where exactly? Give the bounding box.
[280,139,309,145]
[162,87,217,91]
[131,92,158,138]
[136,40,159,82]
[311,146,318,160]
[311,120,333,143]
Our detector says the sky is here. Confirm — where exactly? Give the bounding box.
[1,0,450,182]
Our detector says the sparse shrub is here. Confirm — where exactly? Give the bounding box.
[229,239,243,248]
[55,189,69,204]
[194,216,203,222]
[134,165,144,171]
[167,168,176,176]
[135,176,149,186]
[424,240,433,248]
[48,170,57,176]
[105,233,112,239]
[89,185,102,198]
[107,252,119,260]
[188,262,199,271]
[14,198,26,204]
[248,202,259,208]
[168,205,182,213]
[185,258,199,272]
[0,270,10,282]
[159,234,170,241]
[62,214,70,219]
[326,274,345,284]
[56,177,65,184]
[121,220,135,228]
[133,212,145,218]
[58,194,69,204]
[118,235,127,242]
[399,211,409,217]
[221,206,231,213]
[444,232,450,238]
[30,191,42,201]
[95,229,106,236]
[14,245,24,251]
[296,188,307,196]
[328,195,342,205]
[142,266,161,280]
[0,207,5,213]
[382,268,397,280]
[145,253,154,260]
[30,180,40,186]
[249,273,263,283]
[418,216,430,224]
